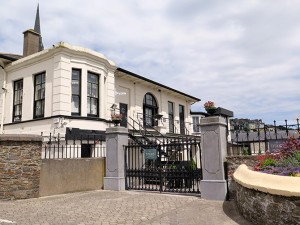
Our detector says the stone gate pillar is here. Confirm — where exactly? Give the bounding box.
[104,127,128,191]
[200,116,228,200]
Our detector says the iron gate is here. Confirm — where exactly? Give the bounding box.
[124,139,202,194]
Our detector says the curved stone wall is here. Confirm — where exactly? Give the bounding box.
[233,164,300,225]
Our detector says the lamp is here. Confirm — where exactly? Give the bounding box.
[110,104,117,114]
[110,104,117,110]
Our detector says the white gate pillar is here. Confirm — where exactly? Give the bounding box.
[200,116,228,200]
[104,127,128,191]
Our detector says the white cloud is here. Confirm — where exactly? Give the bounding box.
[0,0,299,122]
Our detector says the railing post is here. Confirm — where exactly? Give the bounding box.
[104,127,129,191]
[200,116,228,201]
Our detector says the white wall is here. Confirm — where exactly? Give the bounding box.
[2,43,116,135]
[115,70,197,134]
[1,43,199,136]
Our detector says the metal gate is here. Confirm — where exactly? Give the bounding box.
[124,139,202,194]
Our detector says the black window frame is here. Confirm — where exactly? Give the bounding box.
[33,72,45,119]
[143,93,158,127]
[87,71,99,117]
[71,68,81,116]
[168,101,174,133]
[179,104,185,135]
[13,79,23,122]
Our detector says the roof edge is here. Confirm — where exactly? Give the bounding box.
[117,67,201,102]
[0,53,22,62]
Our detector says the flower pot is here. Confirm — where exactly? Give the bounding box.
[206,108,217,115]
[112,119,121,126]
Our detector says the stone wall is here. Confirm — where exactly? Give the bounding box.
[235,183,300,225]
[0,135,42,200]
[226,155,259,199]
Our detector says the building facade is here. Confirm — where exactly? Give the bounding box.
[0,6,202,159]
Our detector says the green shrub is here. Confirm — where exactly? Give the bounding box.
[261,158,277,167]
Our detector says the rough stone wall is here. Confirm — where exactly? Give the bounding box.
[226,155,259,199]
[0,135,42,200]
[235,183,300,225]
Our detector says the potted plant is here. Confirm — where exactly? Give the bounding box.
[111,113,122,126]
[204,101,217,115]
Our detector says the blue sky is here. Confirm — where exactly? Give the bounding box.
[0,0,299,124]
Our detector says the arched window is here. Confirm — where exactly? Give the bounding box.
[143,93,158,127]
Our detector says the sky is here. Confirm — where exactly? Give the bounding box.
[0,0,299,125]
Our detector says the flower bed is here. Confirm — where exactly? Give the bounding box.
[254,137,300,177]
[233,137,300,224]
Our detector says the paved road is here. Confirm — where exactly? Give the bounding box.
[0,190,252,225]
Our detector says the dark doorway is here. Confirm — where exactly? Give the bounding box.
[81,144,91,158]
[119,103,128,128]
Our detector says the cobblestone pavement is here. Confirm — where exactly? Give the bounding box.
[0,190,252,225]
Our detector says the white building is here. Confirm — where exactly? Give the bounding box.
[0,6,201,149]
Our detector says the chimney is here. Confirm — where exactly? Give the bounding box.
[23,29,40,57]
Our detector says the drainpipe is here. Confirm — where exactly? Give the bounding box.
[0,64,7,134]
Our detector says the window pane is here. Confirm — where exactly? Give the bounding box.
[91,84,98,97]
[41,86,45,99]
[14,105,20,116]
[13,80,23,122]
[35,75,41,85]
[90,98,98,115]
[72,69,81,115]
[41,74,45,83]
[35,85,41,100]
[193,117,200,132]
[72,96,80,113]
[145,108,152,125]
[19,91,23,103]
[72,80,80,95]
[87,98,91,114]
[34,73,45,118]
[14,91,19,104]
[88,73,98,83]
[146,94,152,105]
[72,70,80,80]
[35,101,42,116]
[87,82,92,96]
[168,102,173,114]
[179,105,184,114]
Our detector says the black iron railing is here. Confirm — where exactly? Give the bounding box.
[228,119,300,156]
[41,132,106,159]
[124,138,202,194]
[134,113,192,136]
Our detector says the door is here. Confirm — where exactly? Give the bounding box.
[81,144,91,158]
[119,103,128,128]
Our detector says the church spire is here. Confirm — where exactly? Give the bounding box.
[34,3,44,51]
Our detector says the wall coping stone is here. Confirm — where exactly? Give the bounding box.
[226,155,257,160]
[0,134,43,142]
[200,116,227,127]
[234,164,300,197]
[106,127,129,135]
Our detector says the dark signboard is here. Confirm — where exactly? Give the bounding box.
[144,148,157,160]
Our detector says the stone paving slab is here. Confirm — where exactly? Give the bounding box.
[0,190,252,225]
